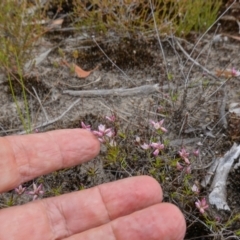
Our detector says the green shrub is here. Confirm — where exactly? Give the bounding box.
[0,0,44,72]
[73,0,222,36]
[0,0,45,132]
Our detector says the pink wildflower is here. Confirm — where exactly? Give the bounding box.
[176,162,184,171]
[98,138,104,143]
[179,148,190,164]
[215,216,221,222]
[81,121,91,131]
[135,136,141,143]
[141,143,150,150]
[106,115,116,122]
[150,119,167,132]
[150,142,164,156]
[28,183,44,201]
[109,139,117,147]
[93,124,112,138]
[195,198,209,214]
[106,129,114,138]
[193,149,199,157]
[93,124,114,142]
[185,165,191,174]
[191,184,199,194]
[231,68,240,77]
[15,185,26,195]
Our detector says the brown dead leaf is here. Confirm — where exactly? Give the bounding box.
[215,69,233,78]
[62,60,98,78]
[52,19,64,26]
[215,68,240,78]
[47,18,64,30]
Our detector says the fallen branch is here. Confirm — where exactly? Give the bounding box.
[63,84,159,97]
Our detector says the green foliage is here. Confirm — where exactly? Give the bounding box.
[72,0,222,36]
[4,194,15,207]
[170,91,179,102]
[87,166,98,177]
[236,229,240,236]
[0,1,44,72]
[50,186,62,196]
[204,217,219,231]
[167,72,173,81]
[175,0,222,35]
[152,157,163,168]
[79,184,85,190]
[225,214,240,228]
[118,131,127,139]
[106,145,120,164]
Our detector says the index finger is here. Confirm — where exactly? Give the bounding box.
[0,129,100,193]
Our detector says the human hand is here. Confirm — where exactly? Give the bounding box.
[0,129,186,239]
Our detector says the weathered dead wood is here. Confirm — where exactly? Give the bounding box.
[207,143,240,211]
[63,84,160,97]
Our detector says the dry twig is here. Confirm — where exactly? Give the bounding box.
[32,87,49,122]
[176,40,220,82]
[18,98,80,135]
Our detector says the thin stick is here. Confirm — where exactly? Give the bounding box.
[176,40,220,82]
[218,87,228,129]
[184,0,236,66]
[148,0,168,76]
[32,87,49,122]
[18,98,80,135]
[204,24,221,68]
[99,101,140,128]
[184,24,221,87]
[178,112,189,137]
[204,79,229,101]
[92,36,135,86]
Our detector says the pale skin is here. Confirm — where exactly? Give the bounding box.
[0,129,186,239]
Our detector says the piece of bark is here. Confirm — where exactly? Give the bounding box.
[208,143,240,211]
